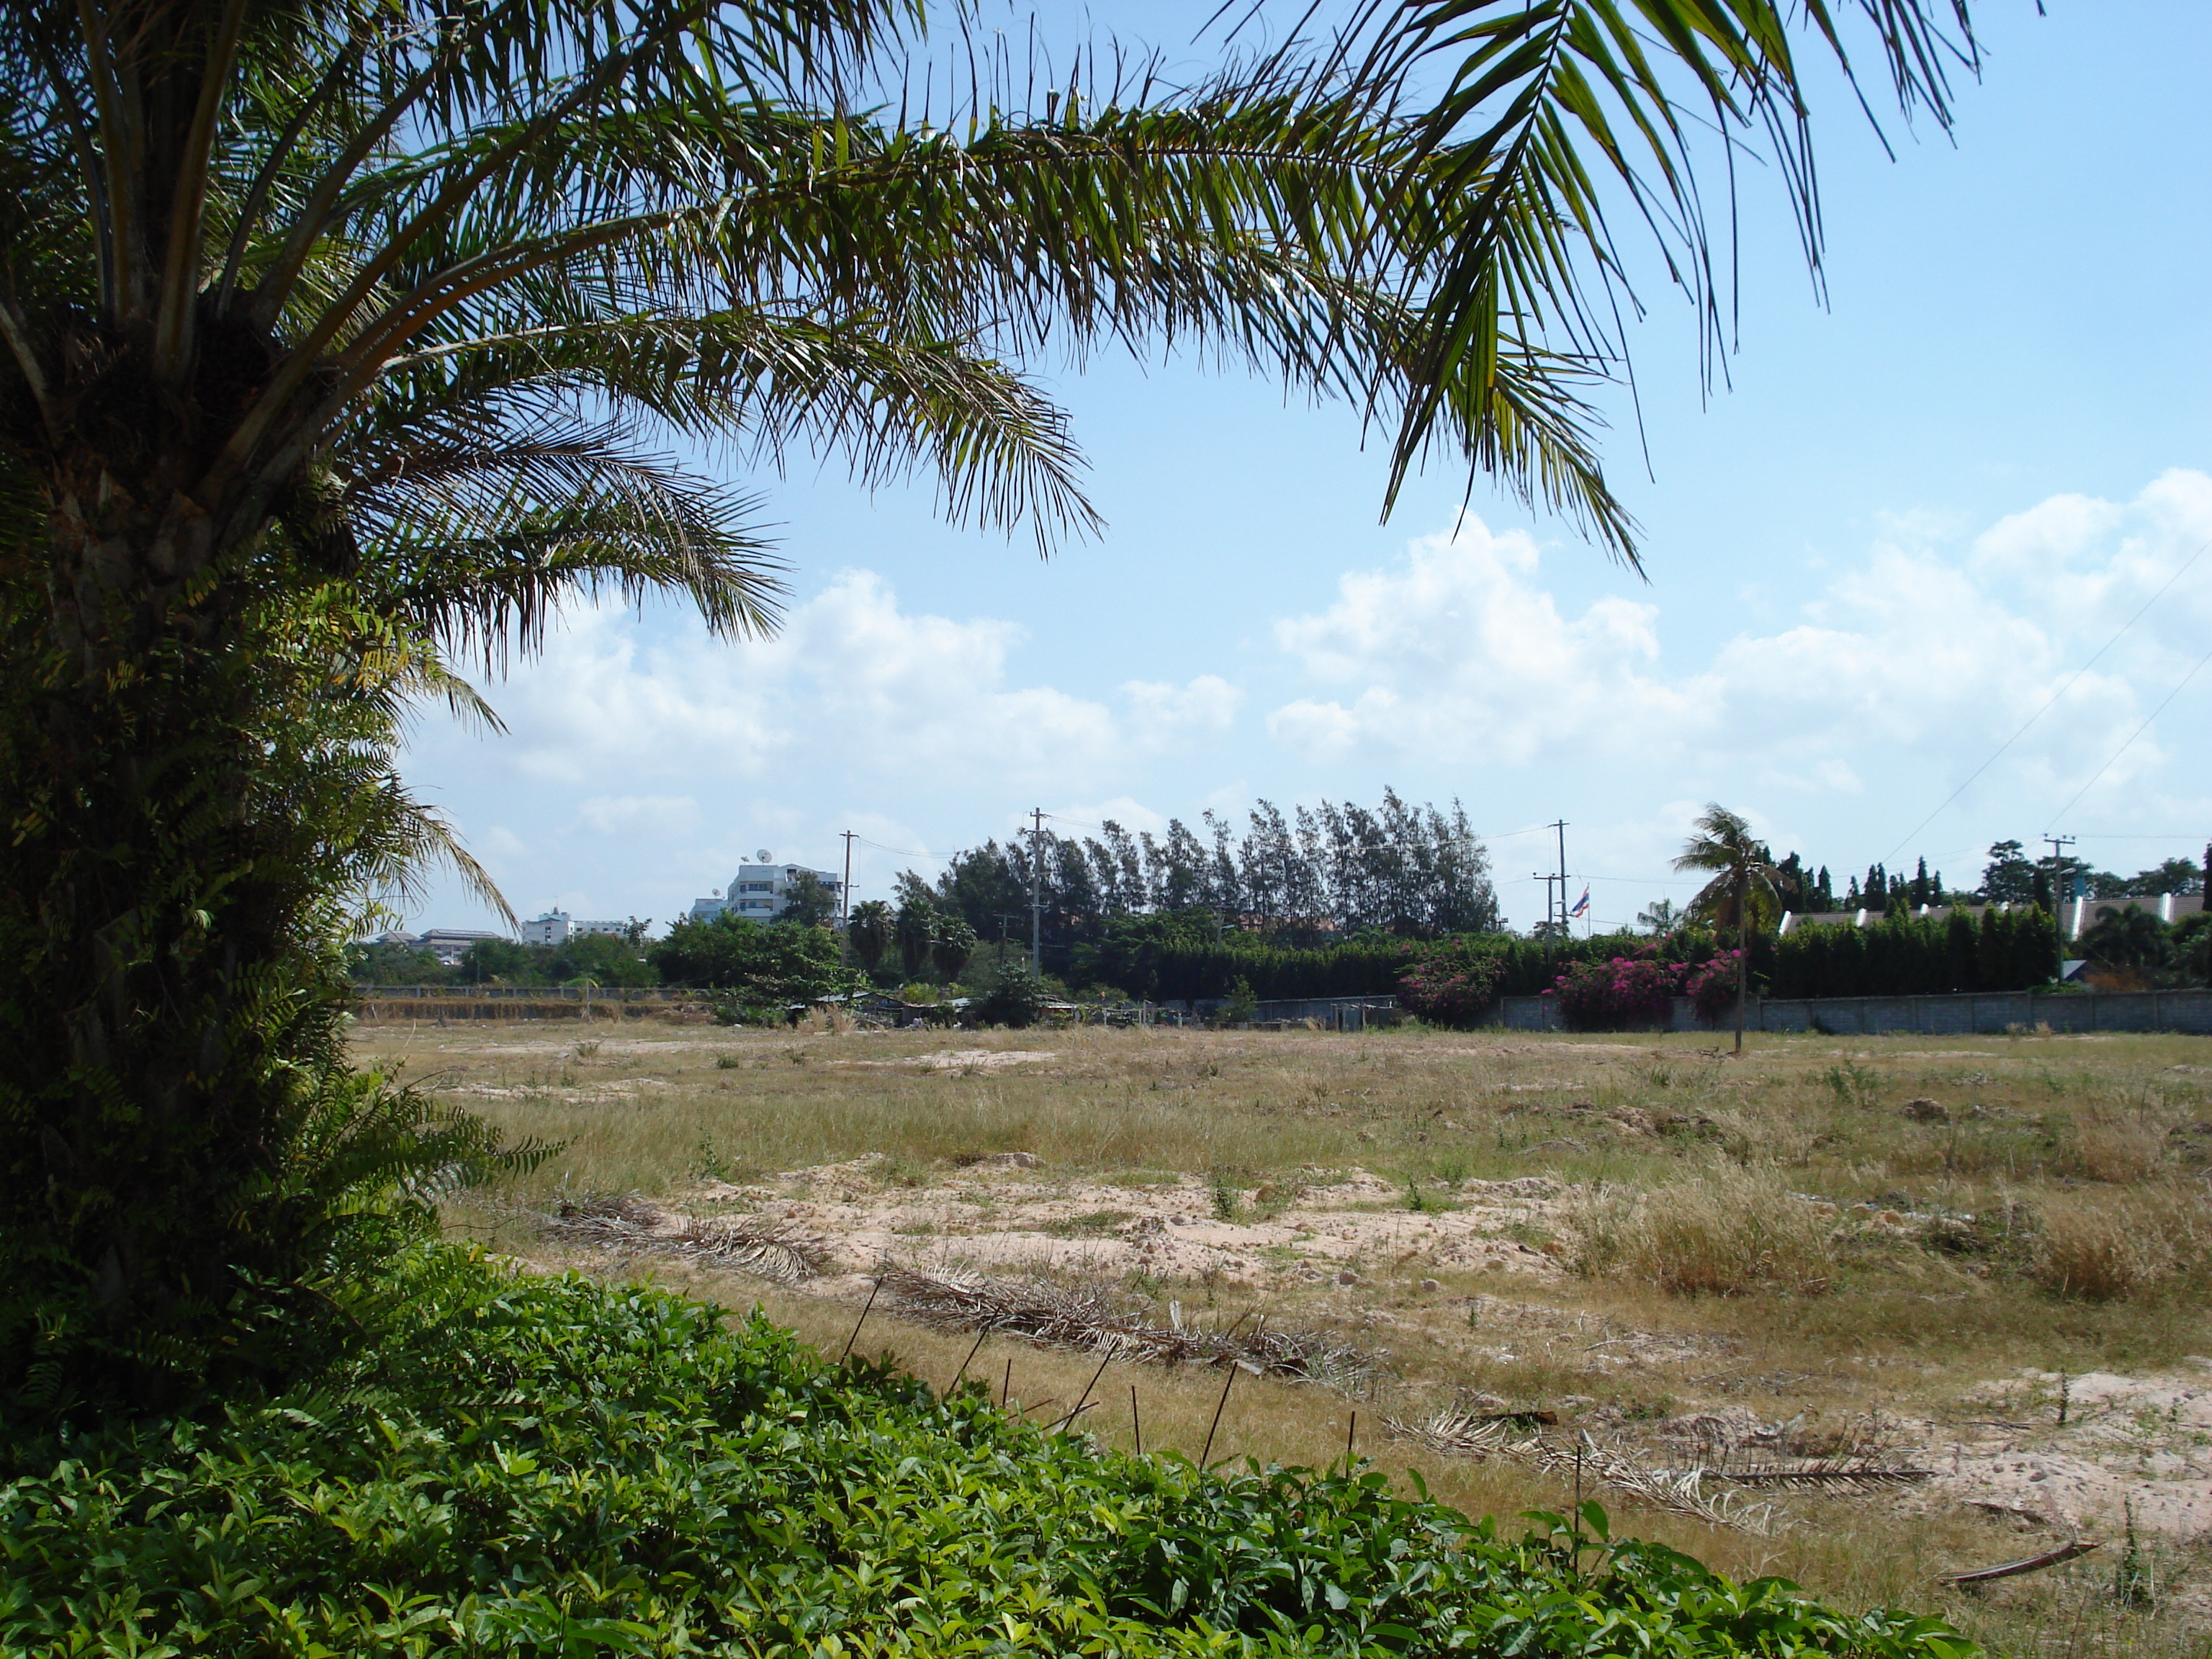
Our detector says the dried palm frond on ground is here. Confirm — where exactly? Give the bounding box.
[1385,1411,1779,1537]
[539,1193,828,1283]
[880,1264,1379,1392]
[1704,1461,1936,1491]
[540,1192,662,1243]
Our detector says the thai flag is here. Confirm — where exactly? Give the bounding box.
[1568,886,1590,919]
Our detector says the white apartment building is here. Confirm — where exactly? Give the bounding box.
[688,858,842,925]
[522,909,634,945]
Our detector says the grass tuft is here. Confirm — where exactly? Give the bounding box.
[1572,1164,1835,1297]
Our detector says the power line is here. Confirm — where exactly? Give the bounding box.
[2069,832,2211,840]
[2044,637,2212,831]
[1882,532,2212,862]
[850,834,945,860]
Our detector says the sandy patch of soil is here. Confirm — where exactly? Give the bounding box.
[446,1077,673,1101]
[559,1149,2212,1546]
[688,1156,1568,1291]
[830,1048,1060,1072]
[1900,1367,2212,1539]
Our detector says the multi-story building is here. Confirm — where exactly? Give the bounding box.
[415,927,508,966]
[521,909,634,945]
[688,858,842,925]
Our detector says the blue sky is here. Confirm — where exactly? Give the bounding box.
[396,2,2212,935]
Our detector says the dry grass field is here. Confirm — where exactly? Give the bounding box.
[367,1012,2212,1659]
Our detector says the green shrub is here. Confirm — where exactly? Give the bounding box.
[0,1249,1979,1658]
[975,962,1051,1028]
[651,913,855,1003]
[1397,939,1505,1026]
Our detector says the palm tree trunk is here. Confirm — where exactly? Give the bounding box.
[3,491,321,1408]
[1734,877,1748,1055]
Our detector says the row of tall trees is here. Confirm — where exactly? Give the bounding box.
[1652,841,2203,935]
[1979,842,2205,906]
[918,791,1498,971]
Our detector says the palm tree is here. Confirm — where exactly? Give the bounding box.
[845,901,892,975]
[894,896,935,981]
[1637,899,1681,938]
[1672,806,1782,1055]
[0,0,1982,1406]
[1334,0,1982,529]
[931,912,977,983]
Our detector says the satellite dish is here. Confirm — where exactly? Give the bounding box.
[755,848,772,863]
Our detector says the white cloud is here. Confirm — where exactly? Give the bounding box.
[444,570,1219,794]
[393,473,2212,934]
[1264,477,2212,825]
[576,794,702,837]
[1267,514,1696,765]
[1122,675,1242,745]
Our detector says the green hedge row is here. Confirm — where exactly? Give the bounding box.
[1118,940,1416,1002]
[1131,935,1718,1004]
[1128,910,2059,1008]
[1763,907,2059,999]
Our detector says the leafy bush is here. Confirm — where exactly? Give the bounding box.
[0,1251,1976,1658]
[1553,953,1683,1028]
[1547,948,1745,1030]
[1398,940,1505,1026]
[650,913,854,1004]
[1683,952,1744,1022]
[974,961,1051,1028]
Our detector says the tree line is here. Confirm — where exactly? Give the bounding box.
[1753,842,2205,919]
[904,790,1498,969]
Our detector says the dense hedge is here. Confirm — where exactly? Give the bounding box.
[1124,909,2060,1015]
[1763,908,2058,999]
[1120,940,1417,1002]
[1,1249,1979,1658]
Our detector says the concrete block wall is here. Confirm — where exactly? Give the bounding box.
[1494,989,2212,1036]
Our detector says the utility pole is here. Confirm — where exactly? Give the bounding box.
[1552,821,1569,932]
[2043,832,2077,976]
[1028,808,1046,977]
[1532,871,1561,934]
[1529,820,1568,935]
[840,830,856,926]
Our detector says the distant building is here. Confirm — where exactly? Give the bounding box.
[522,909,633,945]
[688,858,842,925]
[416,927,507,966]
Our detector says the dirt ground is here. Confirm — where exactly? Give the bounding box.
[372,1015,2212,1657]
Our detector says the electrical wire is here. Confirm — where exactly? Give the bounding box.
[1881,533,2212,861]
[850,834,944,860]
[2044,637,2212,831]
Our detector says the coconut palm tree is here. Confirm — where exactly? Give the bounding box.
[845,900,893,975]
[1673,805,1782,1055]
[894,895,935,980]
[0,0,1982,1407]
[931,912,977,983]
